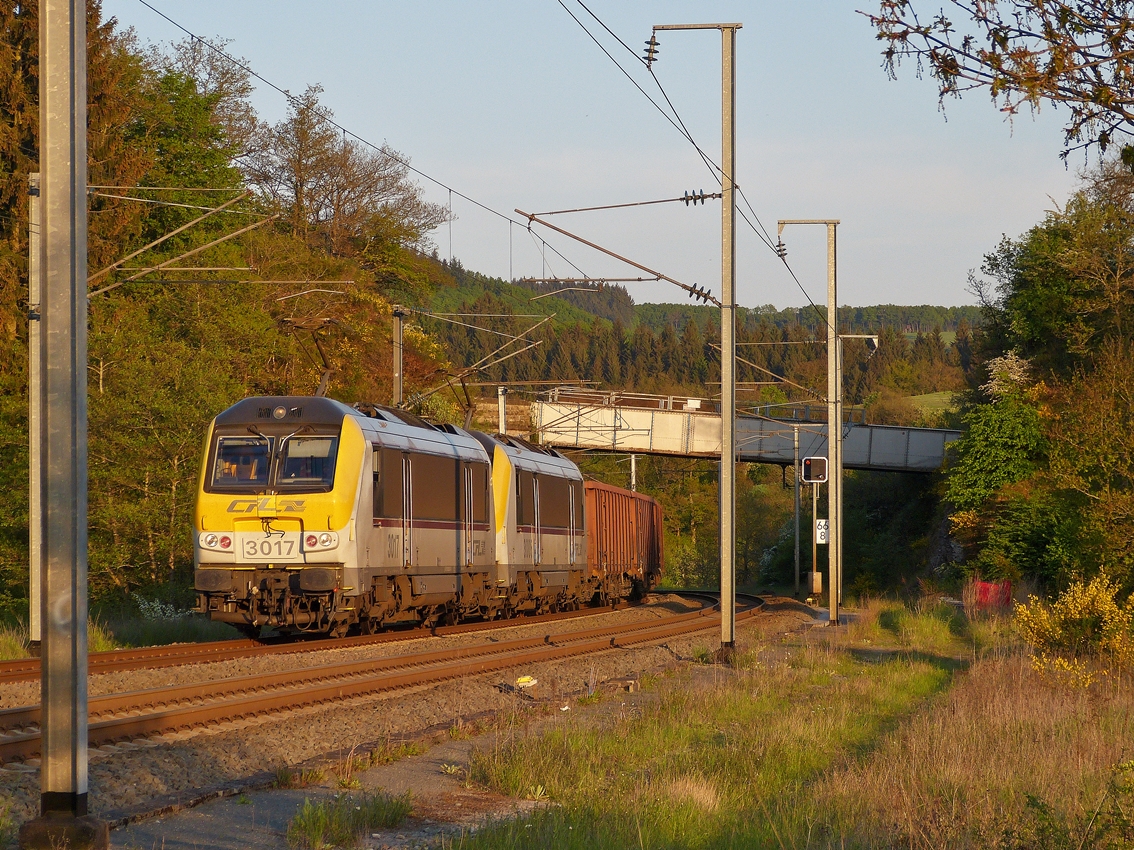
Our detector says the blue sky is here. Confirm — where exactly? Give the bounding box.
[102,1,1083,309]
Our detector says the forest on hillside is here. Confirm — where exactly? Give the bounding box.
[425,266,973,425]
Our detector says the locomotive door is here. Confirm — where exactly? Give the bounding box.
[568,481,576,565]
[462,463,474,566]
[401,454,412,567]
[532,474,541,566]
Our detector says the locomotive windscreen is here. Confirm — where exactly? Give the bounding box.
[277,436,338,490]
[206,430,339,493]
[211,436,272,489]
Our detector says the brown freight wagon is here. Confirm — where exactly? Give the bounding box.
[584,480,664,597]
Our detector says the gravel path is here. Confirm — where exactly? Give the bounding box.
[0,596,818,839]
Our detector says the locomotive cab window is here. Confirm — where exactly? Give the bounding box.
[276,436,338,491]
[210,436,272,490]
[375,448,404,518]
[469,462,489,524]
[516,470,536,526]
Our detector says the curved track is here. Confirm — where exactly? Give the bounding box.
[0,593,762,765]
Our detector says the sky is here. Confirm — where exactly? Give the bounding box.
[101,0,1084,310]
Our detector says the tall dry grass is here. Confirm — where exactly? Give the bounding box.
[810,654,1134,848]
[0,621,28,660]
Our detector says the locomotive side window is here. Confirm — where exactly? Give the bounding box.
[469,462,489,523]
[540,477,571,528]
[210,436,272,490]
[277,436,338,491]
[517,470,535,526]
[412,453,459,521]
[572,481,584,529]
[376,448,404,517]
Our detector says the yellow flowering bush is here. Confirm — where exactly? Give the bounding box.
[1015,574,1134,669]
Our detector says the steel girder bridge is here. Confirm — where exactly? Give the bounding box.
[530,389,960,472]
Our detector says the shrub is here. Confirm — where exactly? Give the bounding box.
[1016,574,1134,668]
[0,621,28,660]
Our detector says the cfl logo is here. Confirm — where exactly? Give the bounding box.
[226,498,307,513]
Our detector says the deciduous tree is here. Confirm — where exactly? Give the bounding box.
[864,0,1134,157]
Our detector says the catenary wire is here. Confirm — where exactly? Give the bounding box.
[535,192,721,216]
[561,1,830,329]
[91,192,261,215]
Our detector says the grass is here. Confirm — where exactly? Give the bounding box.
[448,600,1134,849]
[0,622,28,661]
[0,618,118,659]
[285,791,412,849]
[365,739,425,767]
[0,612,238,661]
[0,800,14,847]
[97,612,239,647]
[276,767,327,789]
[905,390,958,413]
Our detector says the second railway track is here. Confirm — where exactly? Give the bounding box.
[0,593,761,765]
[0,598,652,686]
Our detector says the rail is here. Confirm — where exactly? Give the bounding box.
[0,600,645,685]
[0,593,761,765]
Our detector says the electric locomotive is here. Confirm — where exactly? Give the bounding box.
[193,396,662,636]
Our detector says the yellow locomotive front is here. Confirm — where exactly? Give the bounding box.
[193,397,365,636]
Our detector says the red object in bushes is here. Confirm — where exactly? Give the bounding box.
[974,580,1012,609]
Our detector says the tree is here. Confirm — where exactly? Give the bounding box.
[864,0,1134,157]
[1045,341,1134,588]
[945,391,1044,511]
[243,86,447,256]
[971,161,1134,377]
[155,36,259,160]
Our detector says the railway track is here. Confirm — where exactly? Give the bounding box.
[0,593,760,765]
[0,599,648,685]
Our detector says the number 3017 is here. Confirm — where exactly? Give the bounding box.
[244,538,295,558]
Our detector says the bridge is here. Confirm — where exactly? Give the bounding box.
[530,389,961,473]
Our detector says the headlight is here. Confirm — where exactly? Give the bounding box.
[199,532,234,552]
[303,531,338,552]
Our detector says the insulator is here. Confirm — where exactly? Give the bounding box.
[775,240,788,259]
[643,35,660,67]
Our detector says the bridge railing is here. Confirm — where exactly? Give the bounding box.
[532,388,961,473]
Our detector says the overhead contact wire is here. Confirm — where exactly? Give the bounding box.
[561,1,830,329]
